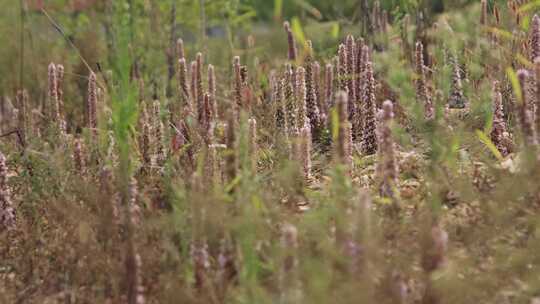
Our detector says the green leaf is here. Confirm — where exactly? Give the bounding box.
[331,108,339,141]
[293,0,322,20]
[506,67,522,104]
[273,0,283,20]
[291,17,306,49]
[518,0,540,13]
[331,22,340,39]
[476,130,503,161]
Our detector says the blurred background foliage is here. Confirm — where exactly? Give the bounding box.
[2,0,540,303]
[0,0,504,110]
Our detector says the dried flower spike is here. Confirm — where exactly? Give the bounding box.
[248,118,257,173]
[191,241,210,290]
[313,61,323,124]
[530,15,540,62]
[448,56,467,109]
[233,56,242,118]
[377,100,399,199]
[535,58,540,141]
[16,90,28,146]
[338,44,348,93]
[334,91,352,168]
[126,247,145,304]
[305,43,320,133]
[225,111,237,184]
[56,64,65,116]
[517,69,538,146]
[48,63,60,124]
[346,35,356,119]
[140,107,151,171]
[208,64,218,120]
[177,58,192,116]
[201,92,215,145]
[87,72,98,137]
[73,136,87,175]
[490,81,510,157]
[153,100,165,166]
[190,60,198,117]
[296,67,308,129]
[177,38,185,60]
[284,21,297,61]
[355,38,365,103]
[298,125,312,180]
[284,65,298,135]
[480,0,488,26]
[415,42,434,120]
[422,223,448,273]
[324,63,334,118]
[275,77,288,136]
[195,53,204,126]
[0,152,16,231]
[361,58,378,156]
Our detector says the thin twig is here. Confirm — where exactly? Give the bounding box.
[0,129,25,150]
[40,8,108,95]
[40,8,93,75]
